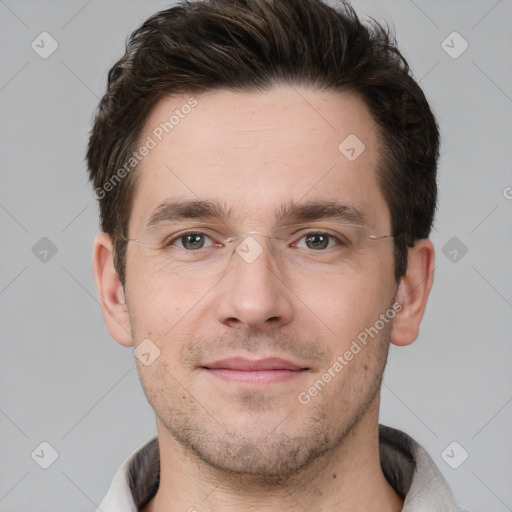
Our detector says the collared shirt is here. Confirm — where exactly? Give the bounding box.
[97,424,467,511]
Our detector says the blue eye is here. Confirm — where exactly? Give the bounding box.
[295,232,342,250]
[305,233,329,250]
[170,232,214,250]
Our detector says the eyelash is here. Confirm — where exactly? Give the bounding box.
[164,232,218,249]
[164,230,348,250]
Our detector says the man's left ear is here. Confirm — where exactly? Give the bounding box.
[391,239,435,347]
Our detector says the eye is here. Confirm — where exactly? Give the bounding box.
[295,232,343,250]
[169,232,215,250]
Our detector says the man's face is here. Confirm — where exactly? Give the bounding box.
[124,86,398,477]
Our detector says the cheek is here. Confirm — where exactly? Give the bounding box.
[291,260,395,344]
[136,359,176,414]
[126,256,206,333]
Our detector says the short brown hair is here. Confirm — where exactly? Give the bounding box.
[86,0,439,286]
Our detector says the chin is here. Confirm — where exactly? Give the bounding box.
[185,430,335,480]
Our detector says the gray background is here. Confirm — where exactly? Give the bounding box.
[1,0,511,510]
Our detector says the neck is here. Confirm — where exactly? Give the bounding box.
[142,401,403,512]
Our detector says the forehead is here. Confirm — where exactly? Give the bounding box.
[129,85,389,231]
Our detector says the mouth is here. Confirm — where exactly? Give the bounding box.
[201,357,310,385]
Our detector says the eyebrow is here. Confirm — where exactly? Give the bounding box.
[146,199,232,228]
[276,200,370,227]
[145,199,370,229]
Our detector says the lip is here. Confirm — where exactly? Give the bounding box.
[203,357,306,371]
[201,357,309,385]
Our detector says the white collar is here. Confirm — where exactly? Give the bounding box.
[97,425,465,511]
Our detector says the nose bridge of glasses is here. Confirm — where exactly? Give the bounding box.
[226,230,283,244]
[225,231,285,264]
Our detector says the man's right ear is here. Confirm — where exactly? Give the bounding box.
[92,232,133,347]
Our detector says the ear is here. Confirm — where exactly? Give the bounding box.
[92,232,133,347]
[390,239,435,347]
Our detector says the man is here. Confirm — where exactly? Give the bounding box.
[87,0,464,510]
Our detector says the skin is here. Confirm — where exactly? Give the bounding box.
[93,85,435,512]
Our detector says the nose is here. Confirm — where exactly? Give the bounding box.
[215,235,295,331]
